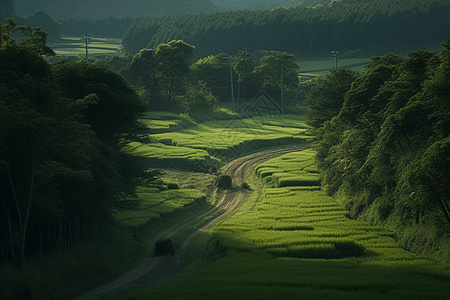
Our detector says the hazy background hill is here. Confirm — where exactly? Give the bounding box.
[14,0,218,19]
[0,0,15,21]
[12,0,330,19]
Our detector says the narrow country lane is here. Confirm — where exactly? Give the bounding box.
[73,146,309,300]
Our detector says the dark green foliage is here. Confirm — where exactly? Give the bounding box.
[306,68,359,128]
[60,16,137,39]
[51,60,148,146]
[312,39,450,265]
[178,81,218,119]
[123,0,450,58]
[129,40,195,111]
[154,238,175,256]
[15,0,217,19]
[191,53,235,102]
[217,175,232,190]
[0,21,157,267]
[252,50,300,92]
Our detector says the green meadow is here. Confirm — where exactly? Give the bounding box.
[47,36,122,56]
[298,57,369,77]
[130,150,450,300]
[130,112,312,165]
[120,112,312,230]
[115,186,208,228]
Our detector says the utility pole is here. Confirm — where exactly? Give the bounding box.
[331,50,339,69]
[281,65,284,115]
[81,34,92,60]
[229,57,235,112]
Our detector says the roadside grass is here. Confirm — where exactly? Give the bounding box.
[127,142,210,161]
[127,112,313,168]
[130,149,450,300]
[147,114,311,151]
[115,171,215,228]
[47,36,122,57]
[139,111,197,134]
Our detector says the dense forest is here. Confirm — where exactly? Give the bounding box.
[0,20,161,268]
[308,39,450,266]
[123,0,450,57]
[2,0,450,282]
[13,0,218,19]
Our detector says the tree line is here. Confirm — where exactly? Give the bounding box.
[0,19,160,268]
[307,39,450,265]
[102,41,303,117]
[13,0,218,19]
[123,0,450,58]
[0,18,302,267]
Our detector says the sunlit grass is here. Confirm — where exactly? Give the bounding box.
[128,113,313,165]
[150,115,311,150]
[47,36,122,56]
[115,186,207,228]
[130,149,450,300]
[127,142,210,161]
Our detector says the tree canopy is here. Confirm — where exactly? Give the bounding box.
[123,0,450,57]
[310,38,450,265]
[0,20,154,268]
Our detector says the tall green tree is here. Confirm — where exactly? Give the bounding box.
[154,40,196,104]
[233,49,256,101]
[306,68,359,128]
[129,40,195,111]
[191,53,235,102]
[252,51,300,91]
[51,61,148,147]
[0,20,157,268]
[0,20,94,268]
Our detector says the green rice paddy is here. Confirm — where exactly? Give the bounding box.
[115,186,208,228]
[47,36,122,57]
[130,112,312,164]
[130,149,450,300]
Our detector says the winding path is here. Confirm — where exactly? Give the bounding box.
[73,146,308,300]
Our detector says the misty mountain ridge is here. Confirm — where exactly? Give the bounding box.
[14,0,218,19]
[12,0,335,19]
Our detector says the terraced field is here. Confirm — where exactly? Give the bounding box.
[131,150,450,300]
[117,112,312,230]
[129,112,312,169]
[47,36,122,57]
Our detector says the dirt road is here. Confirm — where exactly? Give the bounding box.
[74,146,308,300]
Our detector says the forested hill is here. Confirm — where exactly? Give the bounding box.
[14,0,218,19]
[0,0,15,21]
[123,0,450,58]
[310,39,450,266]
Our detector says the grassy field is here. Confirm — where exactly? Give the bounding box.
[298,57,369,78]
[130,150,450,300]
[47,36,122,57]
[120,112,312,229]
[115,171,216,228]
[130,112,313,168]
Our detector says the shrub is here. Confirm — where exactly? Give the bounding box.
[217,175,232,190]
[154,238,175,256]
